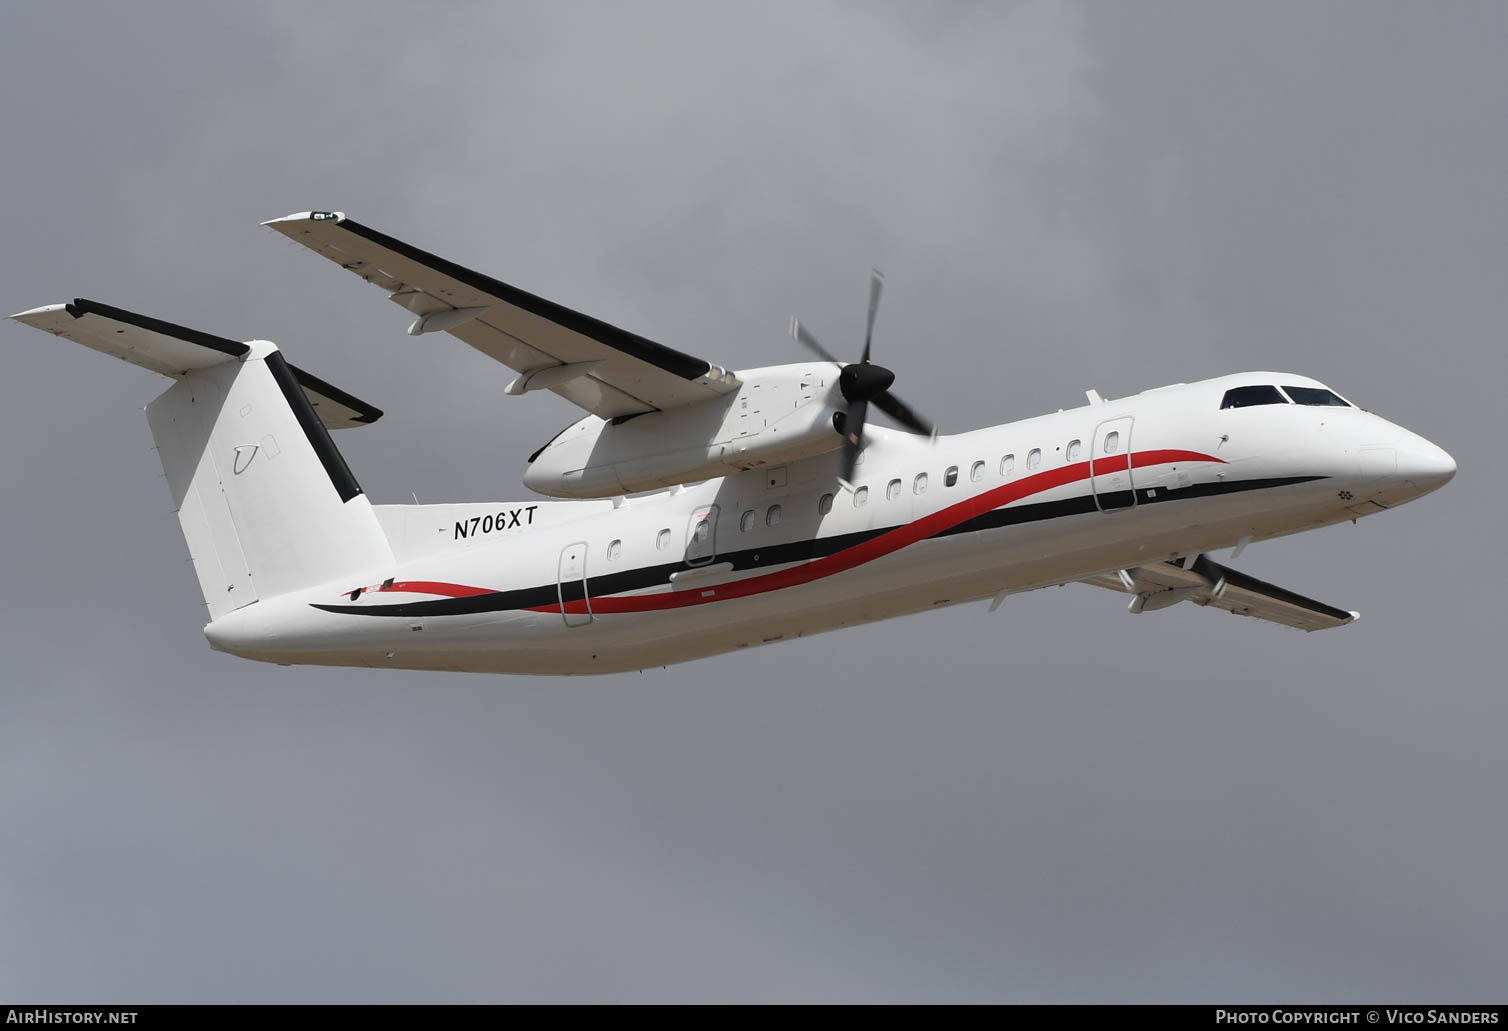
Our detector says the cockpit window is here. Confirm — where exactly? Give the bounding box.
[1220,385,1288,409]
[1282,385,1352,407]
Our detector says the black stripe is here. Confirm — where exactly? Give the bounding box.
[337,218,711,382]
[66,298,249,357]
[288,363,384,425]
[265,351,363,503]
[313,475,1325,618]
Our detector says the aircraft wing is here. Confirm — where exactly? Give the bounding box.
[1079,554,1359,632]
[264,211,740,420]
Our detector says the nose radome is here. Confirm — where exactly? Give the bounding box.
[1398,437,1456,491]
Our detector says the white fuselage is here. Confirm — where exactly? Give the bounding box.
[203,372,1455,674]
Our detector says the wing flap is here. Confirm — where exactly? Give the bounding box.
[264,211,740,419]
[1081,555,1358,632]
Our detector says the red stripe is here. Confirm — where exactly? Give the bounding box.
[534,448,1221,616]
[358,580,495,599]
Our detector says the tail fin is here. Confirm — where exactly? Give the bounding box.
[12,299,393,620]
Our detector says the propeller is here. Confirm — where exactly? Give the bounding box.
[789,269,935,486]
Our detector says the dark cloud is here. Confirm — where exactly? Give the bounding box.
[1,1,1502,1001]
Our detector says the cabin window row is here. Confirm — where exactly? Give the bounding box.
[739,505,784,532]
[622,432,1111,557]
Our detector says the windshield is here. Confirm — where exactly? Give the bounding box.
[1282,385,1352,407]
[1220,385,1288,409]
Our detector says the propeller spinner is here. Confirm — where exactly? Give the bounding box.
[789,269,935,486]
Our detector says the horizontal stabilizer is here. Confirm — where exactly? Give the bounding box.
[285,363,383,429]
[13,298,247,375]
[12,298,381,429]
[1081,555,1358,632]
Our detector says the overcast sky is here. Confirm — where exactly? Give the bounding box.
[2,1,1504,1003]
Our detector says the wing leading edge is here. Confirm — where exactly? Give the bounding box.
[263,211,740,420]
[1080,554,1359,632]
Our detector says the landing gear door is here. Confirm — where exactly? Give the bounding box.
[1090,416,1136,511]
[685,504,719,566]
[557,542,592,627]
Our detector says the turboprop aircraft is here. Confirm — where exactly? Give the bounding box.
[11,211,1456,675]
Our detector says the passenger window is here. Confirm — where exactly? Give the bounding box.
[853,486,869,507]
[766,505,782,527]
[740,509,756,533]
[1067,439,1081,462]
[818,493,834,515]
[607,539,622,561]
[913,472,928,494]
[971,460,985,482]
[656,528,671,550]
[1000,454,1015,477]
[1220,384,1288,409]
[1103,430,1119,454]
[1027,449,1041,470]
[1283,385,1352,407]
[887,478,902,501]
[945,465,959,487]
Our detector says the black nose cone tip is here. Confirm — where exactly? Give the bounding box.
[840,362,896,402]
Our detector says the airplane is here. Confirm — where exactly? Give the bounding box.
[10,211,1456,675]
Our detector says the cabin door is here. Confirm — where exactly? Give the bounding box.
[1090,417,1137,511]
[557,542,593,627]
[685,504,719,566]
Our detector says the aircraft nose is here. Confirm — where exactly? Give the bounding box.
[1398,436,1456,491]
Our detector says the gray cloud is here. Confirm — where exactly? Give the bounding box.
[1,0,1503,1002]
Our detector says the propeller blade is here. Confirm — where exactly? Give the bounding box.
[862,269,884,364]
[839,398,869,483]
[789,316,841,364]
[872,390,935,436]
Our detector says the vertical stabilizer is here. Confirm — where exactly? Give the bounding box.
[12,300,393,622]
[146,343,393,619]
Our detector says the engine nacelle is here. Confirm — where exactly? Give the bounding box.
[524,363,844,498]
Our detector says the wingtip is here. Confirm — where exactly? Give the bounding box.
[261,210,346,228]
[10,302,69,322]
